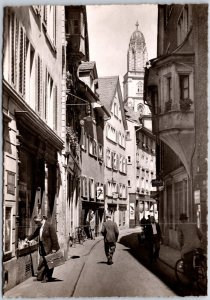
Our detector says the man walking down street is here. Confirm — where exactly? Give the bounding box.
[101,213,119,265]
[26,215,60,283]
[145,216,162,263]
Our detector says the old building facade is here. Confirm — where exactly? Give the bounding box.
[125,115,157,227]
[97,77,129,228]
[144,4,208,248]
[64,5,90,249]
[3,5,66,290]
[78,61,110,235]
[2,4,91,291]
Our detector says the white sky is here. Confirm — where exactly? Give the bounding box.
[86,4,158,80]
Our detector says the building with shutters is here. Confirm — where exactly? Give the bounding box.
[2,5,66,290]
[78,61,110,235]
[144,4,208,248]
[97,76,129,228]
[2,4,91,291]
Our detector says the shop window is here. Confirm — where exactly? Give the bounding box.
[4,206,12,253]
[7,171,15,195]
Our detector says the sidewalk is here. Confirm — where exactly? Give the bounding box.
[3,228,181,298]
[159,244,181,270]
[4,236,103,298]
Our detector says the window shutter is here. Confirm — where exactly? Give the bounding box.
[89,178,91,199]
[53,85,58,131]
[80,176,84,197]
[23,31,26,97]
[116,183,119,194]
[11,13,15,85]
[106,182,109,196]
[95,182,98,199]
[125,158,127,174]
[104,183,106,198]
[44,69,48,120]
[19,27,24,94]
[35,57,38,112]
[14,18,19,88]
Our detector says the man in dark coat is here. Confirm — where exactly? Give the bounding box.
[177,213,203,280]
[101,213,119,265]
[145,216,162,263]
[26,215,60,282]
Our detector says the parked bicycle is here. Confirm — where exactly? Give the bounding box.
[175,248,207,294]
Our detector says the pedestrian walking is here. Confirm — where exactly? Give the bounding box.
[101,213,119,265]
[138,215,147,244]
[89,212,95,240]
[25,215,60,283]
[177,213,203,281]
[145,216,162,263]
[140,215,147,232]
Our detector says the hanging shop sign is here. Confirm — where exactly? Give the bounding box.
[151,179,163,187]
[112,192,118,199]
[129,203,135,220]
[96,186,104,200]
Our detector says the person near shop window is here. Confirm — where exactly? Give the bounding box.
[145,216,162,263]
[101,213,119,265]
[25,215,60,283]
[177,213,203,280]
[89,212,96,240]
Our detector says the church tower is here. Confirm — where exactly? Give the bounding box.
[123,22,150,118]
